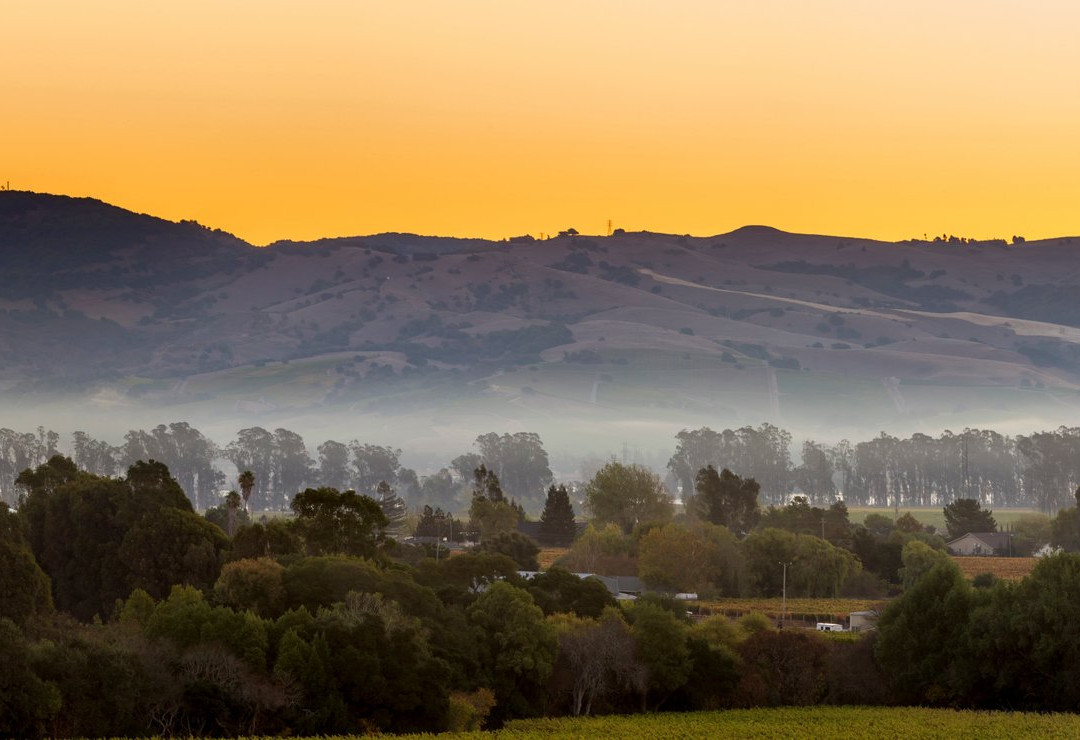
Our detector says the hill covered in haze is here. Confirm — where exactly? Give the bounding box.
[2,191,1080,448]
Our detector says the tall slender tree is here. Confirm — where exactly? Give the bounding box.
[539,484,576,547]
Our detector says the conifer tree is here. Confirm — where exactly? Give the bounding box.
[539,484,577,547]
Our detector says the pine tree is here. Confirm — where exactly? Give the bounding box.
[376,480,407,532]
[539,484,577,547]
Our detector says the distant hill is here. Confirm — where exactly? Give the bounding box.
[2,190,1080,444]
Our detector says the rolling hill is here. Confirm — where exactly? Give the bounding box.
[2,191,1079,453]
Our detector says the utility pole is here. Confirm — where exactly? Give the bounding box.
[779,561,793,628]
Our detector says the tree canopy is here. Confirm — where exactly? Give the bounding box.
[584,462,673,535]
[943,498,997,540]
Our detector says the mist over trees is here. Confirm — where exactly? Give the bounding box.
[6,422,1080,516]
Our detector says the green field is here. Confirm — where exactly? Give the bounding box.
[847,506,1043,533]
[416,707,1080,738]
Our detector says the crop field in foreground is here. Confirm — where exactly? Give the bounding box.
[411,706,1080,738]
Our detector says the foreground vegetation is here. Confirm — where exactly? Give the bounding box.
[441,707,1080,739]
[7,446,1080,737]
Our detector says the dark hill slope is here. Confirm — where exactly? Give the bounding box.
[2,191,1080,436]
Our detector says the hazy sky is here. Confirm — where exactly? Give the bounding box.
[4,1,1078,244]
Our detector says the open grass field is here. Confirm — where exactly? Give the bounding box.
[847,506,1043,533]
[402,707,1080,738]
[952,556,1038,582]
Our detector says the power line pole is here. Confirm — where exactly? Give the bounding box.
[779,560,792,628]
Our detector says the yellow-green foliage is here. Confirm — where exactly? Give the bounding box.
[403,706,1080,738]
[445,688,496,732]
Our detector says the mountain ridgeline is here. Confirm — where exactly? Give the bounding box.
[2,190,1080,446]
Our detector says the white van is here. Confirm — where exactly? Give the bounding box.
[816,622,844,632]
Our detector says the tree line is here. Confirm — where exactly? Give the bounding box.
[8,453,1080,735]
[0,425,554,515]
[5,422,1080,515]
[669,424,1080,512]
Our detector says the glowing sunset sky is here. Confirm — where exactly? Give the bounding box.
[3,1,1078,244]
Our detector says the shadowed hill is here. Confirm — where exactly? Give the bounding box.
[2,190,1079,441]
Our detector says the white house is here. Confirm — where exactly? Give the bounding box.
[946,532,1012,556]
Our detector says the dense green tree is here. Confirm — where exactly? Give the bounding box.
[281,555,381,613]
[477,530,540,570]
[230,519,300,561]
[214,558,287,618]
[1050,495,1080,551]
[0,618,61,737]
[638,522,743,596]
[897,539,950,590]
[967,553,1080,710]
[30,624,162,739]
[737,629,829,707]
[467,581,557,720]
[585,462,673,535]
[526,567,617,619]
[0,503,52,626]
[120,505,229,600]
[1010,513,1051,556]
[555,522,637,576]
[627,600,692,709]
[693,465,760,535]
[943,498,997,539]
[418,551,522,597]
[468,466,519,540]
[875,557,974,704]
[291,487,389,557]
[18,457,227,620]
[742,528,861,598]
[539,484,577,546]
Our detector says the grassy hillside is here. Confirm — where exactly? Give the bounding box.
[4,191,1080,443]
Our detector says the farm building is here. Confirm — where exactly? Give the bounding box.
[946,532,1012,556]
[849,611,877,632]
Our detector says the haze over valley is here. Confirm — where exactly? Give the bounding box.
[2,190,1079,472]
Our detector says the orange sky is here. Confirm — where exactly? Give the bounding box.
[3,1,1078,244]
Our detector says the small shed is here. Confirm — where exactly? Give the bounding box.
[849,611,877,632]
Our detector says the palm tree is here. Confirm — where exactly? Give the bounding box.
[225,490,242,537]
[238,470,255,513]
